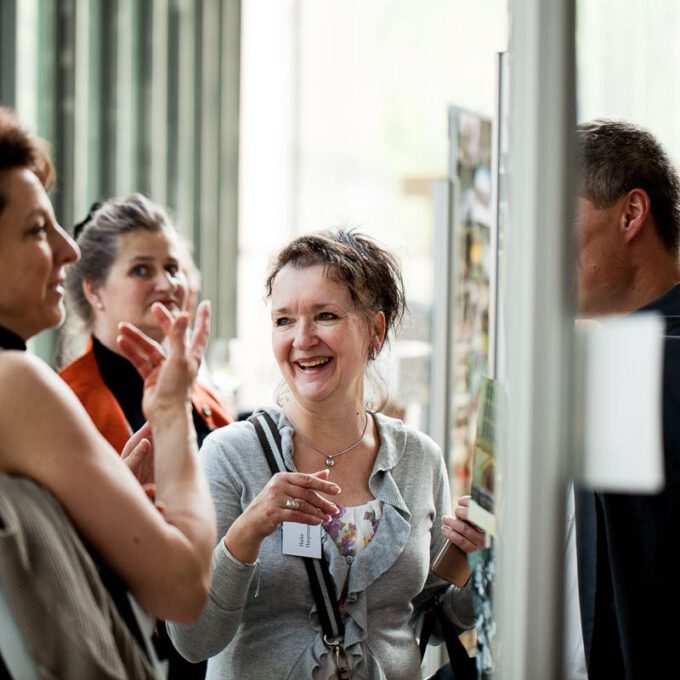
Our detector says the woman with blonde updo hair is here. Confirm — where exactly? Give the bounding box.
[60,194,230,455]
[59,194,230,679]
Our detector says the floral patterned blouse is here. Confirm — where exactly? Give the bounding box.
[315,499,384,679]
[322,498,383,558]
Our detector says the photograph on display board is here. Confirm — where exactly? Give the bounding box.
[448,105,498,679]
[448,107,493,495]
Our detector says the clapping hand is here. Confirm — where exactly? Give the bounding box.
[121,421,154,485]
[116,300,210,421]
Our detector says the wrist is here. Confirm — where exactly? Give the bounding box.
[222,542,258,567]
[225,516,263,564]
[148,400,192,427]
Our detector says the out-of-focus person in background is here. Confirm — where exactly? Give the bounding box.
[60,194,230,454]
[573,119,680,680]
[59,194,231,679]
[169,229,484,679]
[0,106,215,678]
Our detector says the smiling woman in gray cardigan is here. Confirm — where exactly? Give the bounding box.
[168,230,483,679]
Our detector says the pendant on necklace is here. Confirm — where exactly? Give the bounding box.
[326,457,335,467]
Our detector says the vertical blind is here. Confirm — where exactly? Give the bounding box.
[4,0,240,362]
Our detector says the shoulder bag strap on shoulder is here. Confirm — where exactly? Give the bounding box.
[249,413,281,476]
[248,412,345,644]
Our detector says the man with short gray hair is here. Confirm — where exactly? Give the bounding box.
[574,119,680,679]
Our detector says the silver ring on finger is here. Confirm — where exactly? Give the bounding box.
[285,498,301,510]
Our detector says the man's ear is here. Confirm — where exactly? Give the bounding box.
[621,188,651,243]
[82,279,104,311]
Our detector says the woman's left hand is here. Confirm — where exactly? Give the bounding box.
[116,300,210,420]
[441,495,487,554]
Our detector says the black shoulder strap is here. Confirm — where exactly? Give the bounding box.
[419,593,476,679]
[302,554,344,643]
[248,412,345,644]
[249,413,281,475]
[260,411,283,454]
[419,603,436,658]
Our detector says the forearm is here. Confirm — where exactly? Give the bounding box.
[151,402,199,497]
[167,540,257,661]
[440,580,475,630]
[418,441,474,630]
[150,403,217,594]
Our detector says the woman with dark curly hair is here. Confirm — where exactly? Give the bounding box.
[169,229,484,679]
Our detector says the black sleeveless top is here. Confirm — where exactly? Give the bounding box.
[0,325,26,351]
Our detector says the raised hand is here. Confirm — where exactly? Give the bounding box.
[441,495,487,554]
[116,301,211,421]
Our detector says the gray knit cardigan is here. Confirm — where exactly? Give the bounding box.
[168,407,474,680]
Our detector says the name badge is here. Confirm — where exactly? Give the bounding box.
[282,522,322,558]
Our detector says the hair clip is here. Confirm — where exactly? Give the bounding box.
[73,201,103,240]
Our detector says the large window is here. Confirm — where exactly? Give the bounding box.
[6,0,240,365]
[577,0,680,161]
[237,0,507,423]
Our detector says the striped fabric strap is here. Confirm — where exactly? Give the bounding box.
[248,412,345,644]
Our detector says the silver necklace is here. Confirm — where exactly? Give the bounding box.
[288,412,369,467]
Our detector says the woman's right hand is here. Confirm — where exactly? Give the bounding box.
[121,421,154,485]
[225,469,341,563]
